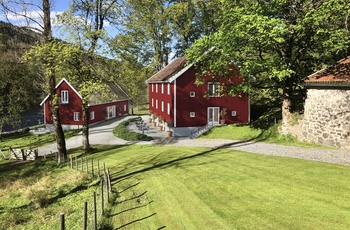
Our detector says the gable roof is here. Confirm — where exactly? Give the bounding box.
[305,57,350,87]
[145,57,193,83]
[40,78,130,106]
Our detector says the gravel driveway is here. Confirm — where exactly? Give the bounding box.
[38,115,350,166]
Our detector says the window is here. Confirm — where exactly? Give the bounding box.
[124,104,127,111]
[61,90,69,104]
[190,92,195,97]
[74,112,80,121]
[152,84,154,92]
[167,83,170,95]
[156,99,158,109]
[161,83,164,94]
[231,111,237,116]
[161,101,164,112]
[208,82,220,97]
[90,111,95,120]
[167,103,170,115]
[190,112,195,117]
[156,84,158,93]
[152,98,154,107]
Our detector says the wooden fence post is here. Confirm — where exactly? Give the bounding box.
[91,158,94,177]
[107,168,112,193]
[97,160,100,177]
[101,180,104,215]
[60,213,65,230]
[93,192,97,230]
[86,157,89,174]
[83,201,88,230]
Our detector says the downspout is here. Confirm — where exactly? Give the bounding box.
[174,79,177,127]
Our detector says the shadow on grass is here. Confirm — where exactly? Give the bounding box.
[114,213,156,229]
[111,134,268,182]
[111,200,154,216]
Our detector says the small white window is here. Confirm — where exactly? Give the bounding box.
[61,90,69,104]
[152,84,154,92]
[208,82,220,97]
[161,101,164,112]
[190,112,195,117]
[156,99,158,109]
[167,103,170,115]
[231,111,237,116]
[74,112,80,121]
[156,84,158,93]
[152,98,154,107]
[167,83,170,95]
[190,92,195,97]
[161,83,164,94]
[90,111,95,120]
[124,104,127,111]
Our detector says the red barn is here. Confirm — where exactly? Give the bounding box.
[40,78,130,130]
[146,57,250,136]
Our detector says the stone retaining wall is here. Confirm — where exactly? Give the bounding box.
[302,88,350,148]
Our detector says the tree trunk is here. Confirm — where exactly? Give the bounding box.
[281,86,293,135]
[82,103,90,154]
[50,100,67,162]
[43,0,67,162]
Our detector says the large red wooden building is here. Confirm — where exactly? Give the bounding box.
[146,57,250,130]
[40,78,130,130]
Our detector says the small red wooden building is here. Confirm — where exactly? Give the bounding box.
[40,78,130,130]
[146,57,250,131]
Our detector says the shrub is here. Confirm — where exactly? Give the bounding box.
[113,118,153,141]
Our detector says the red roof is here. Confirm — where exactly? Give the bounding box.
[305,57,350,83]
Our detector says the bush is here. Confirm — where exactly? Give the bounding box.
[113,118,153,141]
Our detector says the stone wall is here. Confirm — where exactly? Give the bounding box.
[302,88,350,148]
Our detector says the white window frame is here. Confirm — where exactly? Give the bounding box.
[231,111,237,116]
[90,111,95,120]
[208,82,220,97]
[161,101,164,112]
[190,91,195,97]
[152,98,154,107]
[156,84,158,93]
[190,112,195,117]
[167,103,170,115]
[156,99,158,109]
[74,112,80,121]
[61,90,69,104]
[161,83,164,94]
[167,83,170,95]
[124,104,127,111]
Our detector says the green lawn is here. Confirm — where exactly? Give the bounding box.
[86,145,350,229]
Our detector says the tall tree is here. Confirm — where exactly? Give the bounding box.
[57,0,123,153]
[186,0,350,131]
[0,0,68,161]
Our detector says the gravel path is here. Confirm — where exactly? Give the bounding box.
[38,115,350,166]
[166,138,350,166]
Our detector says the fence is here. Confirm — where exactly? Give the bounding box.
[59,155,114,230]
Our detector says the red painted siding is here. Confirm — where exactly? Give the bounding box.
[149,82,174,124]
[148,65,249,127]
[44,79,130,126]
[44,81,83,125]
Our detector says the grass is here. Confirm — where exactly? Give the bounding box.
[0,158,102,230]
[77,145,350,229]
[199,124,330,148]
[2,144,350,229]
[0,129,81,152]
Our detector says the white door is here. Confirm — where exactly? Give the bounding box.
[208,107,220,125]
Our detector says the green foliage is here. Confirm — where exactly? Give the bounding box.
[186,0,350,121]
[113,118,153,141]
